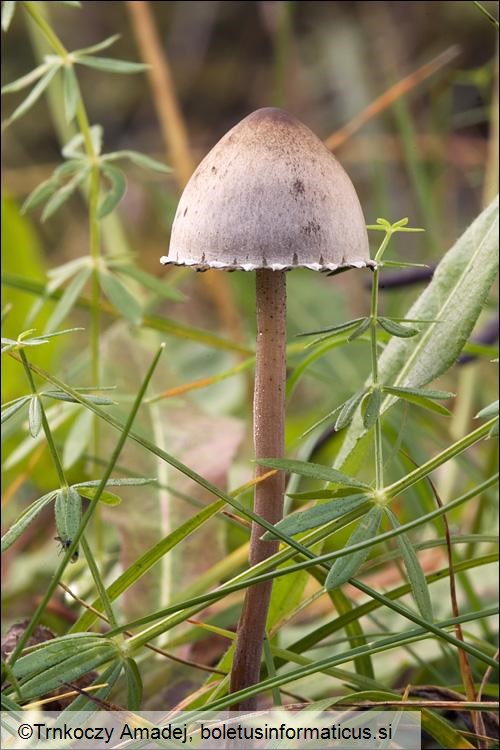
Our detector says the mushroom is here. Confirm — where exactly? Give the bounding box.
[161,107,371,709]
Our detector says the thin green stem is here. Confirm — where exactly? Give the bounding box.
[23,2,67,57]
[370,265,384,489]
[80,535,117,628]
[89,163,101,488]
[386,418,497,499]
[23,0,101,469]
[19,349,66,488]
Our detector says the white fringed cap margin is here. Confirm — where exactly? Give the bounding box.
[161,108,374,273]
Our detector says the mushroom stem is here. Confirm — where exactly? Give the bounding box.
[230,269,287,710]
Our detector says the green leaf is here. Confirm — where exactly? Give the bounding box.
[1,491,56,553]
[13,633,106,680]
[29,327,84,343]
[97,164,127,218]
[325,506,382,590]
[1,62,50,94]
[54,487,82,562]
[385,508,434,620]
[262,494,371,540]
[14,641,118,701]
[384,199,498,384]
[1,0,16,32]
[63,408,93,469]
[76,56,149,74]
[73,34,120,57]
[73,478,156,488]
[381,260,429,269]
[287,488,363,501]
[489,421,499,438]
[378,317,419,338]
[28,395,42,437]
[384,317,439,324]
[3,65,58,127]
[475,400,499,419]
[98,270,142,325]
[383,386,453,416]
[123,657,142,710]
[41,167,89,221]
[62,64,79,124]
[76,487,122,506]
[335,390,367,431]
[256,458,370,489]
[44,390,114,405]
[113,264,185,302]
[104,149,171,173]
[361,388,381,429]
[1,395,30,424]
[21,177,59,214]
[347,317,371,342]
[44,266,91,333]
[296,317,366,338]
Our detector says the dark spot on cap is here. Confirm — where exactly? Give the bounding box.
[301,220,321,236]
[292,253,298,265]
[262,256,267,266]
[201,252,206,263]
[319,255,325,265]
[183,207,188,217]
[291,179,305,198]
[211,166,217,174]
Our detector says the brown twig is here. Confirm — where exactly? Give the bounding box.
[324,46,460,151]
[478,648,500,702]
[125,1,244,344]
[420,474,482,739]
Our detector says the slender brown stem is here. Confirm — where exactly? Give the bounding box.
[230,269,287,710]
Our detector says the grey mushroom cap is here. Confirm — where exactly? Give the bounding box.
[161,107,372,272]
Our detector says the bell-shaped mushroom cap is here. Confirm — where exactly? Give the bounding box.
[161,108,371,272]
